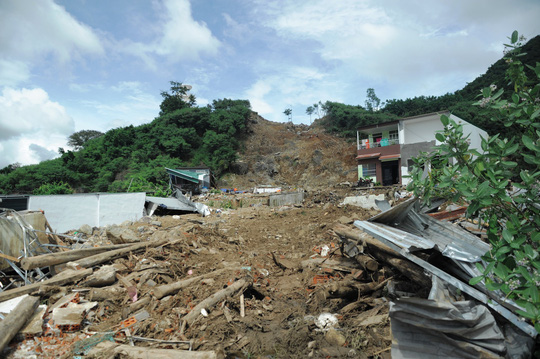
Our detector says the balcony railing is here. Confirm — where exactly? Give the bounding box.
[359,138,399,150]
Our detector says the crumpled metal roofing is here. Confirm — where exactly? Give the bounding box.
[354,197,537,338]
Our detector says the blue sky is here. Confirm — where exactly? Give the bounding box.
[1,0,539,168]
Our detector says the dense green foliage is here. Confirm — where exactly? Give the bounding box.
[407,32,540,332]
[0,83,251,194]
[320,35,540,137]
[33,181,74,195]
[318,101,399,138]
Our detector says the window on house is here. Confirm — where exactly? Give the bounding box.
[389,130,399,144]
[362,163,377,177]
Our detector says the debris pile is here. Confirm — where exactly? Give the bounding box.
[0,190,537,358]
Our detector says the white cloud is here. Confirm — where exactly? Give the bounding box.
[0,87,74,167]
[122,0,221,66]
[0,60,32,87]
[246,80,273,115]
[0,0,104,63]
[253,0,540,102]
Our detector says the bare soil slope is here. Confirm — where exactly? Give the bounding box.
[220,115,358,189]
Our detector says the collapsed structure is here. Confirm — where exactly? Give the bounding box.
[0,188,537,358]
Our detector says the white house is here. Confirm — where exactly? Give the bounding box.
[356,111,488,186]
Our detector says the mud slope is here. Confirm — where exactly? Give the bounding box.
[220,115,358,189]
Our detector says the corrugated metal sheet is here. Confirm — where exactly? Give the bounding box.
[145,196,197,214]
[354,198,538,339]
[166,168,199,184]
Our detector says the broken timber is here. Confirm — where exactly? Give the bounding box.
[20,244,132,270]
[87,341,223,359]
[0,295,40,353]
[183,277,252,325]
[153,268,231,299]
[0,268,92,302]
[68,238,169,268]
[334,223,431,287]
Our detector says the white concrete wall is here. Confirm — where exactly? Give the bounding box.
[400,114,488,186]
[402,114,445,145]
[28,193,146,233]
[449,114,488,151]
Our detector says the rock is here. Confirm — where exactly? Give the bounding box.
[341,194,385,210]
[138,216,153,224]
[230,162,249,175]
[106,226,140,244]
[150,221,162,227]
[337,216,354,225]
[79,224,93,236]
[312,149,323,166]
[325,328,346,347]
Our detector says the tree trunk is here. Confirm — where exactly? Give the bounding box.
[87,341,223,359]
[183,277,252,325]
[20,244,131,270]
[153,268,231,299]
[69,238,168,268]
[334,223,397,257]
[333,224,431,287]
[353,254,378,272]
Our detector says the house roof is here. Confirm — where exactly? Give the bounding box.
[380,154,401,160]
[165,168,200,184]
[356,110,451,131]
[356,153,380,160]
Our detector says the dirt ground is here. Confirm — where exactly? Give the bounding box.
[3,118,401,358]
[4,188,402,359]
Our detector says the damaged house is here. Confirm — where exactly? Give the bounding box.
[166,167,211,194]
[356,111,487,186]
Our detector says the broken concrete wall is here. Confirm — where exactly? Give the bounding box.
[28,193,146,233]
[341,194,385,210]
[268,191,304,207]
[0,211,48,270]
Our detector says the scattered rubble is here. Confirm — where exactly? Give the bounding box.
[0,188,537,358]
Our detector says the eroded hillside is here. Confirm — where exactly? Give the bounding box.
[220,115,358,189]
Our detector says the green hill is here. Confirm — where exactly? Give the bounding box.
[0,84,252,194]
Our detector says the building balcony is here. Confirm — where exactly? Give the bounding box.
[358,138,399,149]
[356,143,400,160]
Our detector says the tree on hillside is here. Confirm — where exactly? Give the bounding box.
[67,130,104,150]
[365,88,381,111]
[283,107,292,122]
[0,162,21,175]
[407,31,540,331]
[306,106,314,124]
[159,81,196,116]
